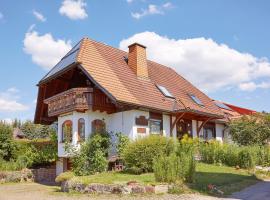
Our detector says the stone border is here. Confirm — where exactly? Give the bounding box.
[61,181,169,194]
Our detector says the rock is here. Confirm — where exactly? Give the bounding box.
[61,181,70,192]
[131,185,145,194]
[154,184,169,194]
[74,183,86,193]
[145,185,155,193]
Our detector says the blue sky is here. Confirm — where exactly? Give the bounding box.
[0,0,270,122]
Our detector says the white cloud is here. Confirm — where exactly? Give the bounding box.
[0,12,3,20]
[127,0,134,3]
[119,31,270,92]
[33,10,46,22]
[23,27,72,70]
[239,81,270,91]
[59,0,88,20]
[131,2,173,19]
[0,88,28,112]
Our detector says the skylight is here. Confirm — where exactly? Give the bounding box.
[189,94,204,106]
[156,85,174,99]
[215,102,232,110]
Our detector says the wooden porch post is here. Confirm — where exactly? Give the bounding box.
[170,112,185,137]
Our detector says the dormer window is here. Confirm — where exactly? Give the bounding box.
[189,94,204,106]
[156,85,174,99]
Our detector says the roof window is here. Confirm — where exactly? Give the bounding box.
[156,85,174,99]
[189,94,204,106]
[215,102,232,110]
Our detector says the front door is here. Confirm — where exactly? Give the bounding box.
[176,119,192,140]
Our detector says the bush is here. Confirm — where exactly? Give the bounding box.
[123,135,175,173]
[115,132,130,158]
[153,150,195,183]
[238,147,256,169]
[0,123,18,161]
[55,171,74,183]
[199,140,226,165]
[71,132,110,176]
[229,115,270,146]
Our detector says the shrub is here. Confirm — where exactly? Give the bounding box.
[153,151,195,183]
[238,147,256,169]
[123,135,175,173]
[55,171,74,183]
[199,140,225,165]
[0,122,18,161]
[229,115,270,146]
[71,132,110,176]
[115,132,130,158]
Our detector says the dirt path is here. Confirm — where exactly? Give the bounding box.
[0,182,229,200]
[229,179,270,200]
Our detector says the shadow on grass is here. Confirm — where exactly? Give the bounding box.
[189,171,260,196]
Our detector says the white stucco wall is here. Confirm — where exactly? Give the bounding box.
[162,114,170,137]
[192,120,197,138]
[215,123,224,142]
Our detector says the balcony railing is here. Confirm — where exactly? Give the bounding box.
[44,88,93,117]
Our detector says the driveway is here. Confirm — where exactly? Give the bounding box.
[229,180,270,200]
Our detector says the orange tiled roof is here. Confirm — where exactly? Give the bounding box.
[73,38,223,117]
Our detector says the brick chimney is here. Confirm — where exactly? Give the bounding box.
[128,43,149,79]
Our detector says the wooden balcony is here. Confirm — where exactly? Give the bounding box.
[44,87,115,117]
[44,88,93,117]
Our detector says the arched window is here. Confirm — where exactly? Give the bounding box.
[92,119,106,133]
[78,118,85,142]
[62,120,72,143]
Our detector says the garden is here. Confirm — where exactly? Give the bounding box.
[1,114,270,197]
[55,114,270,196]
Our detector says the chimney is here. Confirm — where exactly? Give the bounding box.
[128,43,149,79]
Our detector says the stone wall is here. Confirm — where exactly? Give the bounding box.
[31,167,56,183]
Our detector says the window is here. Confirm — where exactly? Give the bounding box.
[149,112,163,135]
[78,118,85,142]
[92,119,106,133]
[189,94,204,106]
[156,85,174,98]
[202,123,216,140]
[62,120,72,143]
[215,102,232,110]
[149,119,162,135]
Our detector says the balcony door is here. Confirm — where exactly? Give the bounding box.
[176,119,192,140]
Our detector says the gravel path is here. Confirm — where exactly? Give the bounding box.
[0,182,230,200]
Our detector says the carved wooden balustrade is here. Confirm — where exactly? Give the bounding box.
[44,88,93,117]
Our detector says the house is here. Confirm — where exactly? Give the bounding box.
[34,37,254,174]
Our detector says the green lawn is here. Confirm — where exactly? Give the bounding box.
[191,163,259,195]
[64,163,259,196]
[70,172,156,185]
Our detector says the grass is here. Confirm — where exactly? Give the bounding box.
[70,172,156,185]
[190,163,259,195]
[58,163,262,196]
